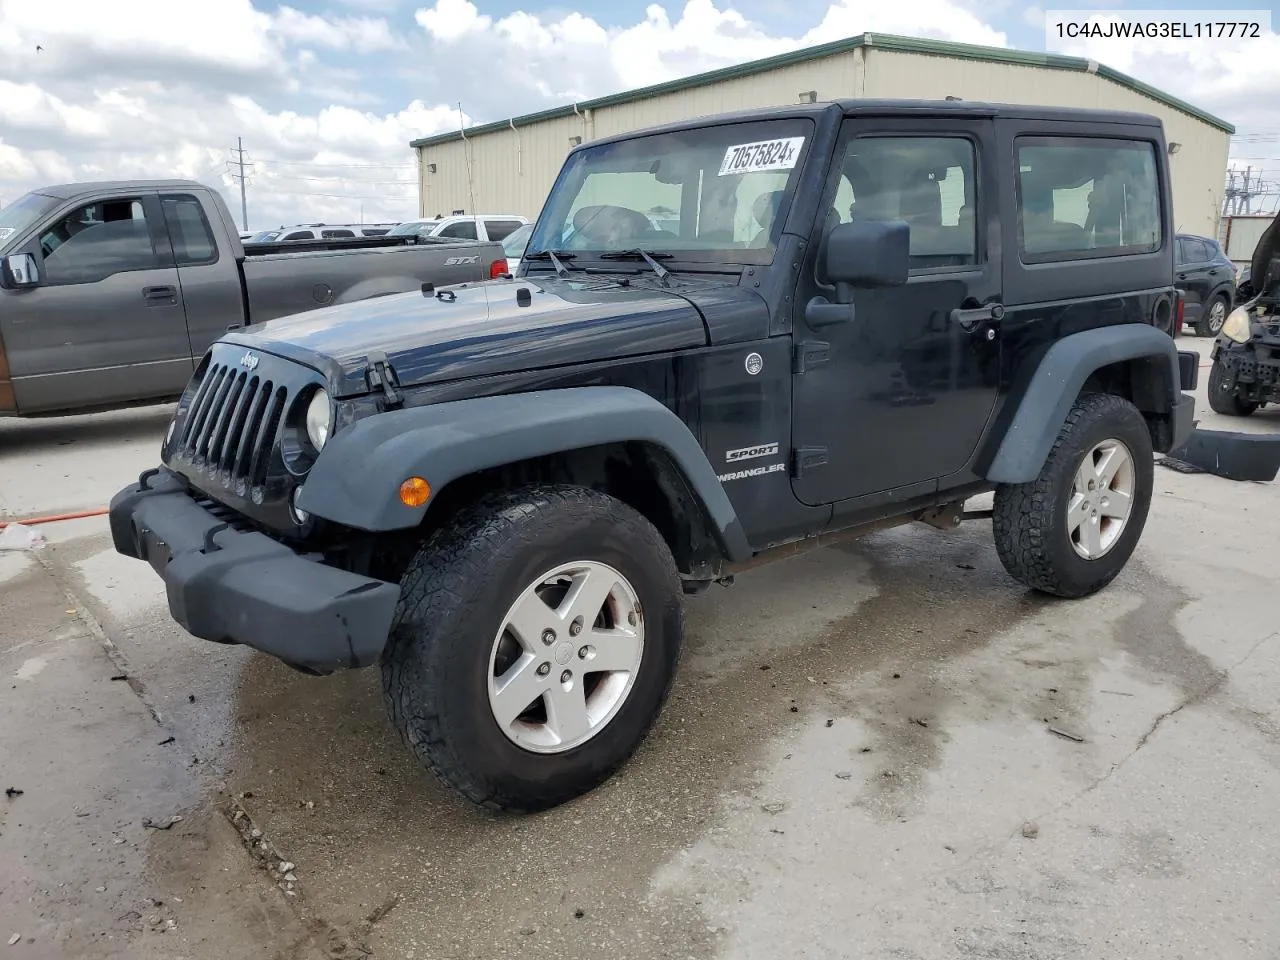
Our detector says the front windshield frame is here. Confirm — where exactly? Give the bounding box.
[0,192,62,250]
[525,116,816,268]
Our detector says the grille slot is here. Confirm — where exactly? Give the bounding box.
[175,361,290,491]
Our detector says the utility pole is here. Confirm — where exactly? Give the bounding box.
[229,137,253,231]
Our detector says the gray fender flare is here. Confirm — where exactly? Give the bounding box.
[294,385,752,562]
[984,324,1181,485]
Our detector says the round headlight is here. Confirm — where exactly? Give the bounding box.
[305,389,333,450]
[1222,306,1252,344]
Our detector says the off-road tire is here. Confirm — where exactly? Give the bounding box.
[1207,358,1258,417]
[380,483,684,813]
[992,393,1154,599]
[1193,293,1229,338]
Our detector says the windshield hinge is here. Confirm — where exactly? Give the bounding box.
[793,341,830,375]
[365,351,403,410]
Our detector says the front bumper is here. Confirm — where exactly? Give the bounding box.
[109,468,400,674]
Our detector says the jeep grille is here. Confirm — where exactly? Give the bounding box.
[171,361,289,498]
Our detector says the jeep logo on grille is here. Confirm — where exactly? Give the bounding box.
[239,351,259,371]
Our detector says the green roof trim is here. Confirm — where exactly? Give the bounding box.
[409,31,1234,149]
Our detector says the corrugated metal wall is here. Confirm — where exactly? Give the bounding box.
[415,54,863,220]
[414,47,1229,239]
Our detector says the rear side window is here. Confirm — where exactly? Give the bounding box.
[160,194,218,266]
[439,220,478,240]
[484,219,524,241]
[1015,136,1161,262]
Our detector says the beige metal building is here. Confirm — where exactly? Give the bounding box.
[410,32,1234,238]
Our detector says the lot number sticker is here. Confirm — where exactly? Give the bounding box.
[718,137,805,176]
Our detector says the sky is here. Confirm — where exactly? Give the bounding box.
[0,0,1277,230]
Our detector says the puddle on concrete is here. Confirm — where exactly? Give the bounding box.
[190,520,1063,959]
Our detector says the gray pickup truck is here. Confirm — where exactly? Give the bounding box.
[0,179,508,418]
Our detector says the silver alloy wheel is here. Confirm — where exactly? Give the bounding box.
[486,560,644,754]
[1067,438,1136,561]
[1207,298,1227,333]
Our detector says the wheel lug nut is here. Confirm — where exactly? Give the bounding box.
[578,646,589,659]
[627,611,637,626]
[537,663,550,676]
[560,670,572,683]
[569,617,583,637]
[541,630,555,646]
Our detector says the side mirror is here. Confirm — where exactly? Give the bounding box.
[804,220,910,329]
[2,253,40,288]
[826,219,910,289]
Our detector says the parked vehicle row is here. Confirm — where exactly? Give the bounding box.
[0,180,509,418]
[390,214,530,243]
[248,222,400,242]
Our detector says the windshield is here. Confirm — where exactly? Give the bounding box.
[0,192,61,249]
[390,220,438,236]
[526,117,814,265]
[502,223,532,258]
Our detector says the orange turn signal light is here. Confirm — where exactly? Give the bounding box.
[399,477,431,507]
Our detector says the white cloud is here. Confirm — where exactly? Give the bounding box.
[0,0,1274,227]
[271,5,406,53]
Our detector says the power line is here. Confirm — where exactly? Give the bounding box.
[252,157,415,170]
[263,172,417,186]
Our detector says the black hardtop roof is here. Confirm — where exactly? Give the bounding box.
[577,99,1163,151]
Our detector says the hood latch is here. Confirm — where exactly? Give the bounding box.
[365,350,403,410]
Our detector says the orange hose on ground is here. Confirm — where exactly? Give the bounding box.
[0,507,109,529]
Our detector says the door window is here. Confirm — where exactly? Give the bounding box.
[483,219,525,241]
[320,229,355,238]
[439,220,478,239]
[1014,137,1161,261]
[282,230,314,241]
[160,194,219,266]
[37,198,163,285]
[826,135,978,271]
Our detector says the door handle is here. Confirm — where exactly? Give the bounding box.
[950,302,1004,332]
[142,285,176,302]
[1177,273,1187,279]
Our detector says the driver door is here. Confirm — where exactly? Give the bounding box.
[1,192,187,414]
[789,117,1004,508]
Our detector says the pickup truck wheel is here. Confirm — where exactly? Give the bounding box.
[1207,359,1258,417]
[992,393,1153,599]
[380,484,683,813]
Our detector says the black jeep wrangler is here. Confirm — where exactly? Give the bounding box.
[1206,211,1280,416]
[110,100,1198,812]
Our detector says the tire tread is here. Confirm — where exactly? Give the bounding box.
[380,483,681,813]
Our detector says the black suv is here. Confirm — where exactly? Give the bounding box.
[110,100,1198,812]
[1175,232,1236,337]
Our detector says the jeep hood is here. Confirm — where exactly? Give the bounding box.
[221,275,743,396]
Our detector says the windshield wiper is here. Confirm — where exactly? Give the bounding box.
[523,249,576,278]
[598,248,673,286]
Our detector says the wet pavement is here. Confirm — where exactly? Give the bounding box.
[2,341,1279,959]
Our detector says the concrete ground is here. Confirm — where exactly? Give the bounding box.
[2,334,1278,960]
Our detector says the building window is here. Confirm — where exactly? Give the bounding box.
[1015,136,1161,262]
